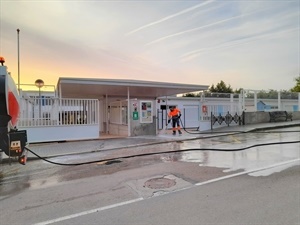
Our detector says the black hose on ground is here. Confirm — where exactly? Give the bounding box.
[25,140,300,166]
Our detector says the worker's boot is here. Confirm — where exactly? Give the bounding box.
[178,130,182,135]
[172,131,176,135]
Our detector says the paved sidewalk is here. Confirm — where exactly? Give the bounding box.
[23,120,300,159]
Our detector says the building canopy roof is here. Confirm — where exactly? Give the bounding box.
[57,77,209,99]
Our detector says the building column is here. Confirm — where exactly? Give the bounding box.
[127,87,131,137]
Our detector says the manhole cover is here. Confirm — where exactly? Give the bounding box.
[144,177,176,189]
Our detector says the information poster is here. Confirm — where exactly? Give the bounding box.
[140,101,153,123]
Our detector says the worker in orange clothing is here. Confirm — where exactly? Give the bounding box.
[167,106,182,135]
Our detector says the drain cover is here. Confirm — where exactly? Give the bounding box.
[144,177,176,189]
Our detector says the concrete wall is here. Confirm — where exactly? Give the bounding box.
[244,111,300,124]
[244,112,270,124]
[130,99,156,136]
[291,111,300,120]
[109,123,128,136]
[131,116,156,136]
[24,125,99,143]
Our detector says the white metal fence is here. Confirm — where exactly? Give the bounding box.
[242,90,300,112]
[18,97,99,127]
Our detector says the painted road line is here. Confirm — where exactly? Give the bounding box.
[33,198,144,225]
[195,158,300,186]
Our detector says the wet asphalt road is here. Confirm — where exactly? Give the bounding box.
[0,127,299,225]
[51,165,300,225]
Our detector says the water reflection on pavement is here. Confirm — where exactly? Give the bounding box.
[179,128,300,175]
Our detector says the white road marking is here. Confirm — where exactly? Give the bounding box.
[33,198,143,225]
[195,158,300,186]
[34,158,299,225]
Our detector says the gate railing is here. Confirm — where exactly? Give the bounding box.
[210,111,244,130]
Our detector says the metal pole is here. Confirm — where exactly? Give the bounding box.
[254,90,257,112]
[278,91,281,110]
[165,96,168,128]
[59,83,62,125]
[127,87,130,137]
[17,29,20,92]
[106,94,108,134]
[298,93,300,111]
[39,87,41,118]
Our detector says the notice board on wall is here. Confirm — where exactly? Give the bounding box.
[140,101,153,123]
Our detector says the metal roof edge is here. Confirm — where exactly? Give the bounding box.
[58,77,209,90]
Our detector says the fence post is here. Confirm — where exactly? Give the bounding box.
[298,93,300,111]
[254,90,257,112]
[278,91,281,110]
[210,111,213,130]
[230,94,234,113]
[183,108,185,129]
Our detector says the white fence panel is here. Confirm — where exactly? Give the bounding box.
[18,97,99,143]
[18,97,99,127]
[182,105,199,128]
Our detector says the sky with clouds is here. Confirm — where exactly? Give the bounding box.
[0,0,299,92]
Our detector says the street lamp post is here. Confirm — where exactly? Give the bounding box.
[17,29,20,91]
[35,79,44,118]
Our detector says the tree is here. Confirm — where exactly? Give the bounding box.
[182,92,199,97]
[234,88,242,94]
[183,80,236,97]
[209,80,233,93]
[257,89,278,99]
[290,76,300,92]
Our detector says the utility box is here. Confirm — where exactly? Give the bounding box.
[9,130,27,157]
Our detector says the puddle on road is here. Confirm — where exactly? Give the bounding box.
[0,173,30,196]
[179,140,300,176]
[0,160,62,195]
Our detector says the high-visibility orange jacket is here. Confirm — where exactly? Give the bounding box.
[168,108,181,118]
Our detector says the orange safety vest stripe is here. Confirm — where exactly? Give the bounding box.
[168,108,180,117]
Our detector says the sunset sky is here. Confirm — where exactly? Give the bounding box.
[0,0,299,92]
